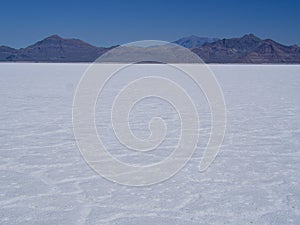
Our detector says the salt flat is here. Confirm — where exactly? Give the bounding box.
[0,63,300,224]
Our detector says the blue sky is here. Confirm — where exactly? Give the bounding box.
[1,0,299,48]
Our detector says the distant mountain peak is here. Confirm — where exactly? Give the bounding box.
[241,33,261,41]
[242,33,257,38]
[185,35,203,39]
[174,35,219,48]
[45,34,63,40]
[1,34,112,62]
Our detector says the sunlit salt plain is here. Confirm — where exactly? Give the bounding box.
[0,63,300,225]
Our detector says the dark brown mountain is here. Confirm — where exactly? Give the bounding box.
[192,34,300,63]
[1,35,114,62]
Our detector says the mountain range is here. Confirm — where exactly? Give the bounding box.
[0,34,299,63]
[192,34,300,63]
[173,35,219,48]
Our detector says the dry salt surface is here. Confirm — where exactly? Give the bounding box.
[0,63,300,224]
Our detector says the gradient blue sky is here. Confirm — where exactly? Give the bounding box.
[1,0,299,48]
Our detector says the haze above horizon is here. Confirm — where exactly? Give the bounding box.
[1,0,299,48]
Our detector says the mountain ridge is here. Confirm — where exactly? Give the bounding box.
[173,35,219,48]
[192,34,300,63]
[1,34,299,63]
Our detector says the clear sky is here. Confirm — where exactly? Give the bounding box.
[1,0,299,48]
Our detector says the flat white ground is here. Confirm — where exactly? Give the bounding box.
[0,64,299,224]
